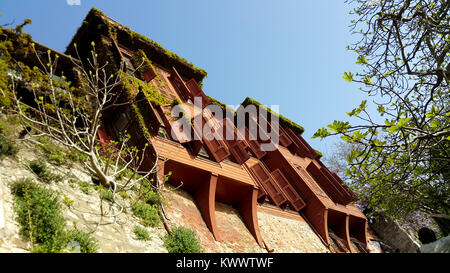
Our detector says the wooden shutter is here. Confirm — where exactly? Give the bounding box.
[223,118,250,164]
[257,113,293,148]
[285,127,311,157]
[142,69,156,83]
[158,105,192,144]
[321,167,357,205]
[197,109,230,162]
[245,127,267,159]
[278,126,293,147]
[306,162,345,203]
[186,79,211,106]
[271,169,306,211]
[169,67,191,101]
[331,172,358,202]
[250,162,287,206]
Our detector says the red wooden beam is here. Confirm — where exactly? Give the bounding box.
[238,188,264,248]
[194,174,220,241]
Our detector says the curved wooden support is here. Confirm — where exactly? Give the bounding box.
[238,188,264,248]
[305,207,329,247]
[194,174,220,241]
[335,214,353,253]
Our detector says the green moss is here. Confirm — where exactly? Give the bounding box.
[242,97,305,136]
[131,49,154,76]
[121,73,170,139]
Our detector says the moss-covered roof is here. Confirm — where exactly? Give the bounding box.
[66,8,207,83]
[241,97,305,136]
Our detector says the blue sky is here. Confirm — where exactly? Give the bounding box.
[1,0,371,159]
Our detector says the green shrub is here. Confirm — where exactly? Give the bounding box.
[10,178,37,197]
[100,188,114,202]
[66,151,87,163]
[143,189,162,206]
[134,226,150,241]
[79,181,91,194]
[115,168,135,181]
[163,226,203,253]
[29,160,47,176]
[0,119,10,135]
[65,229,98,253]
[119,191,130,199]
[28,160,63,183]
[11,179,66,252]
[36,136,66,165]
[0,134,18,157]
[63,196,74,207]
[132,202,160,227]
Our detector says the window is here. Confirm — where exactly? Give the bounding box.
[122,56,135,76]
[112,111,129,137]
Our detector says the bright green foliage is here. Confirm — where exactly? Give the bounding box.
[11,179,66,252]
[99,187,114,202]
[28,160,63,183]
[79,180,92,194]
[11,179,97,253]
[315,0,450,218]
[163,226,203,253]
[63,196,74,207]
[133,226,150,241]
[0,134,18,157]
[132,202,160,227]
[64,228,98,253]
[342,72,354,82]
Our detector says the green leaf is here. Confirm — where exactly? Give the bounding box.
[312,127,330,139]
[356,55,368,64]
[343,72,354,82]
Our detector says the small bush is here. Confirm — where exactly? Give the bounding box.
[29,160,47,176]
[36,136,66,166]
[63,196,74,207]
[134,226,150,241]
[66,151,88,163]
[0,119,10,135]
[79,181,91,194]
[11,179,66,252]
[11,179,97,253]
[65,229,98,253]
[163,226,203,253]
[115,168,135,181]
[143,189,162,206]
[0,135,18,157]
[119,191,130,199]
[28,160,63,183]
[132,202,160,227]
[99,188,114,202]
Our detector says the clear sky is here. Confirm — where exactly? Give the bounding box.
[1,0,370,159]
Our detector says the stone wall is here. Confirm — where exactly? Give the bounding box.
[163,185,330,253]
[0,142,167,253]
